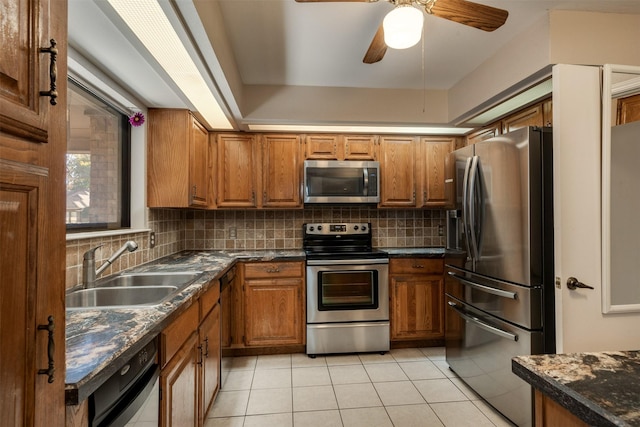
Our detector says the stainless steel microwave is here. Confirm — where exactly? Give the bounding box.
[303,160,380,204]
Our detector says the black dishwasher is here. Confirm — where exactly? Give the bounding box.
[89,338,158,427]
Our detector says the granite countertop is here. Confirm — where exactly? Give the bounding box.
[65,249,304,405]
[513,351,640,426]
[65,247,448,405]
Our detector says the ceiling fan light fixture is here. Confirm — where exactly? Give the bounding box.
[383,4,424,50]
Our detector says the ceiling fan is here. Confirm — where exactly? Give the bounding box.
[294,0,509,64]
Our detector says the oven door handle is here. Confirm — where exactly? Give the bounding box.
[447,301,518,342]
[447,272,517,300]
[306,258,389,266]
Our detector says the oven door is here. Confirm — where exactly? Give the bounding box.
[307,259,389,323]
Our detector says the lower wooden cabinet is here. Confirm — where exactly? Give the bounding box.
[390,258,445,342]
[534,389,589,427]
[242,262,305,347]
[159,281,221,427]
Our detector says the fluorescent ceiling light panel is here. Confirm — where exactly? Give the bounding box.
[464,79,553,127]
[108,0,232,130]
[247,124,473,135]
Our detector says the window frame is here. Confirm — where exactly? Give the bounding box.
[66,78,132,233]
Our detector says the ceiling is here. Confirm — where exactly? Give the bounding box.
[68,0,640,132]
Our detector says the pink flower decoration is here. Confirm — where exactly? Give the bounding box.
[129,112,145,127]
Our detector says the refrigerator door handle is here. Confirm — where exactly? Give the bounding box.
[467,156,481,262]
[447,301,519,342]
[462,157,473,261]
[447,272,518,300]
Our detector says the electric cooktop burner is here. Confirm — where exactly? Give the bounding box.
[302,222,388,260]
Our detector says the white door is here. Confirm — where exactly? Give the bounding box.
[553,64,640,353]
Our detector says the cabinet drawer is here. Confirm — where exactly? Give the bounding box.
[243,261,304,279]
[200,280,220,320]
[161,302,199,367]
[390,258,443,275]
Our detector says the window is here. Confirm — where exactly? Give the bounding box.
[66,80,130,231]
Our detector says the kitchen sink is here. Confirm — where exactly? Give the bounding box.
[66,271,202,310]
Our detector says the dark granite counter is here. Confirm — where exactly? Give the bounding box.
[65,249,304,405]
[513,351,640,426]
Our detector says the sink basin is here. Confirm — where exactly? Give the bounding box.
[96,271,202,288]
[66,271,202,310]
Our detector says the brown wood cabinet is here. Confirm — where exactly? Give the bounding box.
[389,258,445,342]
[160,282,221,427]
[242,261,305,347]
[148,109,211,208]
[215,133,258,208]
[534,389,588,427]
[466,124,500,145]
[501,104,544,134]
[378,136,418,207]
[304,134,377,160]
[617,93,640,124]
[1,1,67,426]
[261,134,303,208]
[420,137,456,208]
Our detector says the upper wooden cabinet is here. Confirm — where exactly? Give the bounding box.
[420,137,457,208]
[465,98,553,145]
[304,134,377,160]
[617,93,640,124]
[148,109,211,208]
[1,1,67,426]
[378,136,418,207]
[261,134,303,208]
[215,133,258,208]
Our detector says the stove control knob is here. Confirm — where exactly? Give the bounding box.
[354,225,359,231]
[361,225,367,232]
[317,225,323,231]
[309,226,315,232]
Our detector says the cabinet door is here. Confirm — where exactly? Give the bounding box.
[617,93,640,124]
[304,134,339,159]
[261,134,302,208]
[0,0,52,142]
[199,304,220,423]
[391,275,444,340]
[501,104,544,133]
[189,117,209,207]
[422,137,455,207]
[216,133,257,207]
[378,136,417,207]
[466,124,499,145]
[343,135,376,160]
[244,278,304,346]
[160,332,199,427]
[1,1,67,426]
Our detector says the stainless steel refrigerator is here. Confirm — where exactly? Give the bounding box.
[445,126,555,427]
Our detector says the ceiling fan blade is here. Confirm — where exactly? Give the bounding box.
[363,24,387,64]
[429,0,508,32]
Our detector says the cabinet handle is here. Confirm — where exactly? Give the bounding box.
[197,344,204,365]
[413,191,416,203]
[37,316,55,383]
[204,337,209,358]
[39,39,58,106]
[412,264,425,269]
[252,191,255,204]
[266,267,280,273]
[192,185,197,197]
[263,191,267,203]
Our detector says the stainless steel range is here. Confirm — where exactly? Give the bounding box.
[303,222,389,357]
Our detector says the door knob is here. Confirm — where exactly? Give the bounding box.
[567,277,594,290]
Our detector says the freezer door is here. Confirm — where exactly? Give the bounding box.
[446,265,542,329]
[445,295,543,427]
[472,127,546,286]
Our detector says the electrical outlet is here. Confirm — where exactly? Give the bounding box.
[438,224,444,236]
[229,227,237,240]
[149,231,156,248]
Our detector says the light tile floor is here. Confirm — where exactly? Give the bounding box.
[206,347,515,427]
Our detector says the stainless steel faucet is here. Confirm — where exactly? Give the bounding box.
[83,240,138,288]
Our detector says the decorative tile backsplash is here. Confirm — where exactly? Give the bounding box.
[65,207,446,289]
